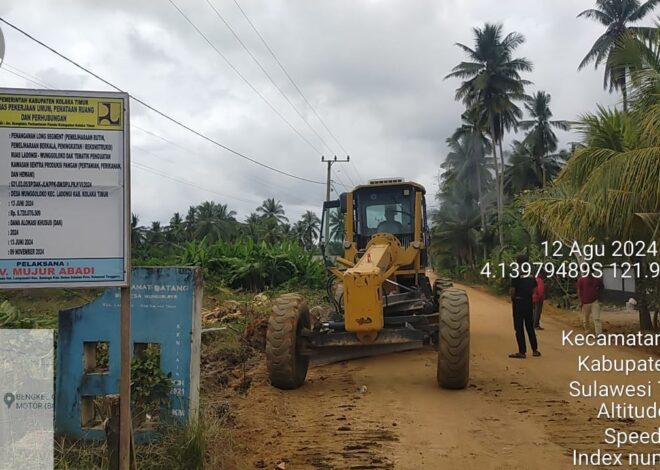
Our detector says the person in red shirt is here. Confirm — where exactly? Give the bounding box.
[533,273,545,330]
[576,273,604,334]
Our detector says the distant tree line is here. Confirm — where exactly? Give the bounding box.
[130,199,324,291]
[131,198,321,258]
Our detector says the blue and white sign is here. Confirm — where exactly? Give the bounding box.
[55,267,202,441]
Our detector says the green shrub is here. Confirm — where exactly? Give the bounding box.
[177,238,325,291]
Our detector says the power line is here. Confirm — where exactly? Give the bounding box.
[0,64,245,194]
[167,0,323,156]
[1,62,50,88]
[133,141,309,209]
[337,166,355,187]
[132,125,310,200]
[204,0,335,155]
[0,16,324,186]
[232,0,349,156]
[132,161,258,205]
[231,0,366,185]
[0,64,38,85]
[350,159,365,183]
[331,178,350,191]
[0,65,313,202]
[4,63,49,87]
[329,163,353,189]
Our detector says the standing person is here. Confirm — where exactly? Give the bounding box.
[509,254,541,358]
[533,272,546,330]
[577,273,604,334]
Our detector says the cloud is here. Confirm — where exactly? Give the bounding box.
[0,0,636,225]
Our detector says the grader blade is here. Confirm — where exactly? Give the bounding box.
[305,327,426,365]
[310,341,424,365]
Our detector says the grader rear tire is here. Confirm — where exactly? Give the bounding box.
[266,294,310,390]
[437,288,470,389]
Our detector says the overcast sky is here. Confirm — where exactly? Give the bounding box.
[0,0,626,225]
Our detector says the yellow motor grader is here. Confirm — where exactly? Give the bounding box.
[265,178,469,389]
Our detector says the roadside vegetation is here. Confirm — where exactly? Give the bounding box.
[1,197,329,468]
[433,1,659,329]
[131,199,326,291]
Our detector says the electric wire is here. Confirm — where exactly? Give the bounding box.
[231,0,366,183]
[204,0,335,155]
[0,64,49,88]
[166,0,323,156]
[0,66,312,207]
[0,66,216,197]
[133,161,258,205]
[0,16,324,185]
[232,0,364,181]
[132,125,312,201]
[0,61,316,202]
[231,0,347,155]
[3,63,49,86]
[337,166,355,187]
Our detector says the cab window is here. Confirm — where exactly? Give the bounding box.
[355,186,414,237]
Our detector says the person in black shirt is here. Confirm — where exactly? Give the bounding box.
[509,254,541,358]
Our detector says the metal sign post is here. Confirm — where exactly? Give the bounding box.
[120,100,132,470]
[0,87,131,469]
[119,285,131,469]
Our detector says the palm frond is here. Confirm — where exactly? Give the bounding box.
[628,1,660,22]
[577,8,614,25]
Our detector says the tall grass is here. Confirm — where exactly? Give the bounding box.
[55,410,237,470]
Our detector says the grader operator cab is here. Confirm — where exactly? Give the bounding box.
[265,178,470,390]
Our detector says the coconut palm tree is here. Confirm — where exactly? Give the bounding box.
[519,91,571,186]
[167,212,186,244]
[289,221,304,245]
[215,203,238,239]
[297,211,321,249]
[327,210,344,243]
[503,140,541,193]
[146,221,165,248]
[184,206,198,238]
[610,23,660,111]
[522,105,658,240]
[577,0,658,111]
[130,213,147,255]
[442,136,492,231]
[451,107,493,235]
[242,212,262,242]
[194,201,237,242]
[503,140,568,194]
[431,193,482,268]
[256,198,288,225]
[258,217,284,245]
[446,23,532,245]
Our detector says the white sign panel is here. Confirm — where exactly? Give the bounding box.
[0,88,129,288]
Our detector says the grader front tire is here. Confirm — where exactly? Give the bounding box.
[437,288,470,389]
[436,277,454,290]
[266,294,310,390]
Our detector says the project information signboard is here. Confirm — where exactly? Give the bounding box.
[0,88,130,288]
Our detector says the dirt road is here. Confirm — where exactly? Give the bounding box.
[229,285,660,469]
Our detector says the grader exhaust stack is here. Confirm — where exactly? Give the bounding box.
[265,179,470,389]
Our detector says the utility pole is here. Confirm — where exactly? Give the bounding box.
[321,155,350,201]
